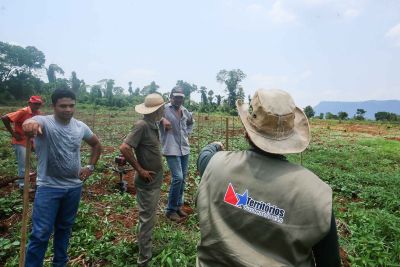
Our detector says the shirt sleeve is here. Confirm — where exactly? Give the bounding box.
[81,122,94,140]
[124,122,145,149]
[312,212,341,267]
[6,109,25,122]
[31,115,45,125]
[197,143,222,177]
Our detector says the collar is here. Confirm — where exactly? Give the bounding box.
[249,147,287,161]
[167,102,182,111]
[24,106,40,115]
[143,117,158,130]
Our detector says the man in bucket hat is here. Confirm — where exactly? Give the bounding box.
[119,93,165,267]
[1,95,44,189]
[196,89,340,267]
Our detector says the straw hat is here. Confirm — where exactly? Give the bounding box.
[135,93,165,114]
[236,89,310,154]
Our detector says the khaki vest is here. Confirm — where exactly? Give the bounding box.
[196,151,332,267]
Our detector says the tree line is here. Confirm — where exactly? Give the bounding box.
[0,41,248,114]
[303,106,399,122]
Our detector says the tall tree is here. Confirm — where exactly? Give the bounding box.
[375,112,398,121]
[97,79,115,105]
[354,109,366,120]
[216,69,246,109]
[0,42,45,81]
[128,81,133,96]
[79,80,87,93]
[141,81,159,95]
[176,80,197,105]
[303,106,315,118]
[216,95,222,106]
[113,86,124,95]
[134,87,140,96]
[70,71,81,95]
[237,86,245,101]
[47,64,64,83]
[0,42,46,100]
[90,85,102,101]
[199,86,208,105]
[207,90,214,105]
[337,111,348,120]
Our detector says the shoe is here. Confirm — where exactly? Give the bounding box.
[177,208,188,218]
[166,212,183,222]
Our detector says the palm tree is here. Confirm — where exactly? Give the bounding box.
[46,64,64,83]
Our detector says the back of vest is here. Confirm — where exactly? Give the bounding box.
[196,151,332,267]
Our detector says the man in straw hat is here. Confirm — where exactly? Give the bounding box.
[1,95,44,189]
[196,89,340,267]
[119,93,165,267]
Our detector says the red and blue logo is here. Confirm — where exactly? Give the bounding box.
[224,183,286,224]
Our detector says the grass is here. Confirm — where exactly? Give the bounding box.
[0,107,399,266]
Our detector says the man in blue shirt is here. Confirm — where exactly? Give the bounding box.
[22,88,102,267]
[160,86,194,222]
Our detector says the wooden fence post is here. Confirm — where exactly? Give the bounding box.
[225,117,229,150]
[91,106,96,132]
[197,113,200,153]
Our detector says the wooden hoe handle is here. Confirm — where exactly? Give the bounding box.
[19,138,32,267]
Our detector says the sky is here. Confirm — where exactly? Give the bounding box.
[1,0,400,107]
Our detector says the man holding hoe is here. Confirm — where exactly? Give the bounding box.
[1,95,44,189]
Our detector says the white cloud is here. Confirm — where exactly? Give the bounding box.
[301,0,330,7]
[386,23,400,46]
[244,1,296,25]
[118,68,157,88]
[299,70,313,80]
[248,70,312,89]
[269,0,296,24]
[245,4,265,14]
[7,40,25,47]
[124,68,156,78]
[343,8,360,18]
[250,74,290,88]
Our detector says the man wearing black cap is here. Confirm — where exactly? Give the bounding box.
[160,86,194,222]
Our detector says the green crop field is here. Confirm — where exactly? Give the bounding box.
[1,106,399,266]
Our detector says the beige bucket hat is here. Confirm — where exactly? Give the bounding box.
[236,89,310,154]
[135,93,165,114]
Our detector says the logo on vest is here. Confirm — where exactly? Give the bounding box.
[224,183,286,224]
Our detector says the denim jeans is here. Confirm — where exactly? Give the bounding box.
[25,185,82,267]
[166,154,189,213]
[13,144,26,186]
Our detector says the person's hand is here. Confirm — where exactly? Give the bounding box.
[138,168,156,183]
[162,118,172,130]
[12,132,23,141]
[22,120,42,137]
[79,167,93,181]
[211,141,224,151]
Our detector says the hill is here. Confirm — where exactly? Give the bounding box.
[313,100,400,119]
